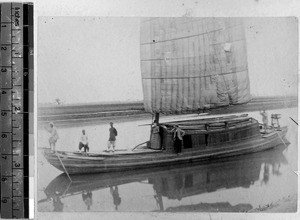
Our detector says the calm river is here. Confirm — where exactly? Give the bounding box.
[37,108,297,212]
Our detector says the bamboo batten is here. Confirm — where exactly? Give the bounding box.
[140,18,251,114]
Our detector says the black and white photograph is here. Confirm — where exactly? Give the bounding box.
[36,16,298,215]
[1,0,300,220]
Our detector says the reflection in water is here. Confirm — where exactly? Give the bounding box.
[153,190,164,211]
[272,163,281,176]
[260,160,283,186]
[82,191,93,210]
[39,144,288,212]
[53,192,64,212]
[110,186,121,210]
[261,163,270,185]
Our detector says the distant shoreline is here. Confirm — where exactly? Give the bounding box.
[38,96,297,126]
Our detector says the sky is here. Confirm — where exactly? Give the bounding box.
[37,17,298,104]
[38,17,142,104]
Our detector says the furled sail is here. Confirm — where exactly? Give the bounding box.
[140,18,251,114]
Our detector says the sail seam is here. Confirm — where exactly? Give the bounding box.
[142,69,247,79]
[140,24,243,45]
[140,39,245,61]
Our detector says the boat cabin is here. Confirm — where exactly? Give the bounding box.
[150,116,261,153]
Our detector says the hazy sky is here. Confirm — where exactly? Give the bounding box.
[38,17,142,104]
[38,17,298,104]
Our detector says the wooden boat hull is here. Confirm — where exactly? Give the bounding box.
[40,145,287,210]
[43,126,288,174]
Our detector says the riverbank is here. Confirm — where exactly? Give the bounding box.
[248,194,298,212]
[37,96,297,126]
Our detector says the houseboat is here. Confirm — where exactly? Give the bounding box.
[44,18,289,174]
[43,113,288,174]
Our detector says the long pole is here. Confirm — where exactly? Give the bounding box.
[56,153,72,182]
[289,117,298,125]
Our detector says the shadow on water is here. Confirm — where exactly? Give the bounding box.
[39,144,288,212]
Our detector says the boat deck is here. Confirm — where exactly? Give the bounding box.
[71,147,162,157]
[53,127,284,159]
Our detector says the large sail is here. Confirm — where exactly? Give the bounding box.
[140,18,251,114]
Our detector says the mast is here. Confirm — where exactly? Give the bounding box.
[155,112,159,124]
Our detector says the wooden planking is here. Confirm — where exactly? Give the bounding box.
[46,133,285,175]
[45,127,287,165]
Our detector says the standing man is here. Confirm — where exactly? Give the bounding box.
[108,122,118,152]
[79,129,89,153]
[45,122,59,152]
[171,125,185,154]
[260,110,268,131]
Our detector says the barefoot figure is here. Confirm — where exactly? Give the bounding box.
[45,122,59,151]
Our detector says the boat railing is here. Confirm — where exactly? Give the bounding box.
[161,117,254,132]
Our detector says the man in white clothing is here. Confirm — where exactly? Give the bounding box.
[79,129,89,152]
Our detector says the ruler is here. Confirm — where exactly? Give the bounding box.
[1,2,33,218]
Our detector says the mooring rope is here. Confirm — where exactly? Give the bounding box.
[275,129,288,149]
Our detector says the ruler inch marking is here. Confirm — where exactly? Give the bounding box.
[11,3,13,218]
[1,3,31,218]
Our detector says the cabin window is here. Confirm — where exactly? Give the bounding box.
[231,126,255,141]
[206,172,210,183]
[193,134,206,147]
[185,174,193,188]
[205,134,209,146]
[183,135,192,149]
[219,132,229,142]
[208,131,229,144]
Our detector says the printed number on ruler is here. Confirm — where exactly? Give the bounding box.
[1,2,27,219]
